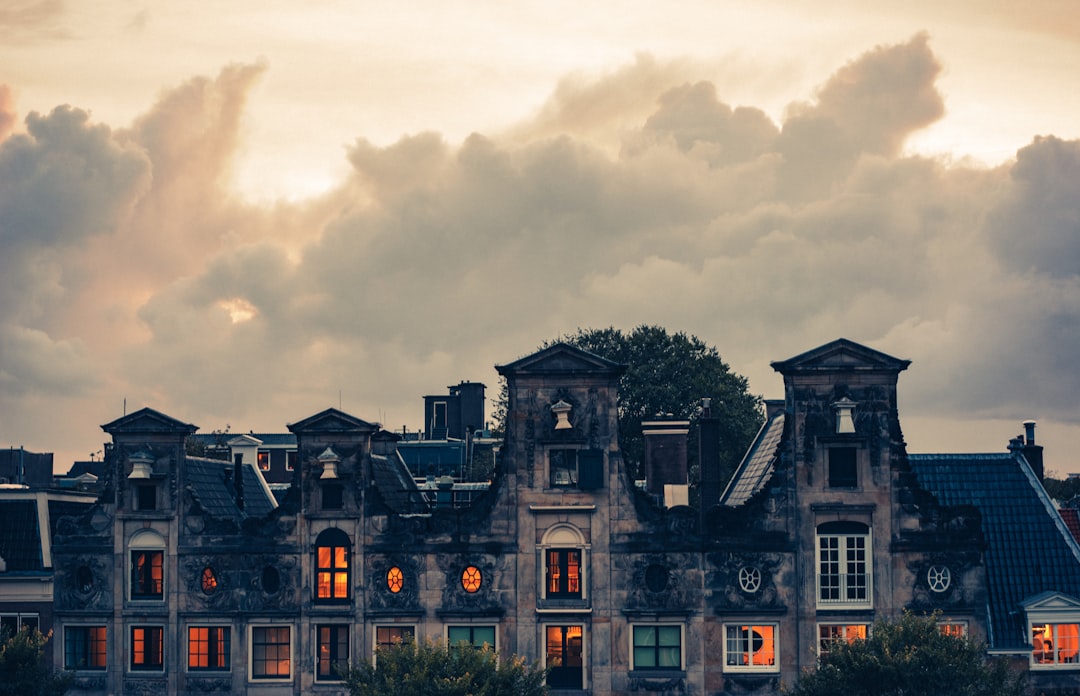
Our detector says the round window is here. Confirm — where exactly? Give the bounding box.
[644,564,670,593]
[387,566,404,593]
[927,565,951,593]
[461,566,482,593]
[201,566,218,594]
[738,566,762,594]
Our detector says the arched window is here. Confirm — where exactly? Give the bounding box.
[315,528,350,602]
[541,526,587,601]
[129,530,165,600]
[816,521,872,608]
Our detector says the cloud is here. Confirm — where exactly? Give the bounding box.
[3,35,1080,470]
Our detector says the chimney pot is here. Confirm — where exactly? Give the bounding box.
[1024,420,1036,445]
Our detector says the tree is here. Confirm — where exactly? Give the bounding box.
[786,612,1027,696]
[0,627,73,696]
[341,637,547,696]
[495,326,763,491]
[1042,472,1080,505]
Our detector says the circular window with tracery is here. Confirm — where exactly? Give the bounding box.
[461,566,482,593]
[201,566,218,594]
[927,565,951,593]
[739,566,762,594]
[387,566,404,593]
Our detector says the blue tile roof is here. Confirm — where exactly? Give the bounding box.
[185,457,277,520]
[909,452,1080,650]
[720,412,785,507]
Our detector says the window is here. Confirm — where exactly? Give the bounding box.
[827,447,857,488]
[632,625,682,671]
[548,449,604,489]
[816,521,871,607]
[940,622,968,637]
[286,450,298,471]
[376,626,415,650]
[0,613,38,637]
[250,626,292,681]
[65,626,107,670]
[817,623,868,656]
[315,528,350,602]
[257,450,270,471]
[723,624,777,672]
[136,483,157,510]
[448,625,496,651]
[201,567,218,594]
[323,483,344,510]
[461,566,482,593]
[387,566,404,593]
[188,626,230,671]
[131,626,164,671]
[317,625,349,682]
[546,625,584,690]
[547,549,582,599]
[129,530,165,600]
[1032,623,1080,666]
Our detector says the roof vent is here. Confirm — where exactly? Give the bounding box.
[127,451,154,479]
[318,446,340,479]
[833,397,857,434]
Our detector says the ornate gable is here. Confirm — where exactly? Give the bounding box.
[100,407,197,435]
[286,408,379,435]
[495,342,625,378]
[771,338,910,376]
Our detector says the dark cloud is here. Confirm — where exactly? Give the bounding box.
[3,36,1080,469]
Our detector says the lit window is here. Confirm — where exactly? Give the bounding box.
[940,623,968,637]
[462,566,482,593]
[546,625,584,690]
[387,567,404,593]
[130,551,163,599]
[448,625,496,651]
[315,529,350,602]
[816,521,871,607]
[817,623,868,656]
[65,626,106,671]
[317,625,349,682]
[188,626,230,671]
[201,567,218,595]
[1032,623,1080,666]
[376,625,414,650]
[633,625,682,670]
[251,626,291,680]
[286,450,298,471]
[547,549,582,598]
[257,450,270,471]
[131,626,164,671]
[723,624,777,671]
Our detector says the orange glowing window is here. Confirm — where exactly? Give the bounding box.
[201,567,218,594]
[462,566,482,593]
[724,624,776,671]
[547,549,581,598]
[315,529,350,601]
[817,623,868,656]
[387,566,404,593]
[940,623,967,637]
[1033,623,1080,666]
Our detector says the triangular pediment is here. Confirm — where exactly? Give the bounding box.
[1021,591,1080,612]
[101,407,197,435]
[226,434,263,447]
[496,342,625,377]
[287,408,379,435]
[771,338,910,375]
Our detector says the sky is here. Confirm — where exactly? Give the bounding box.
[2,1,1080,475]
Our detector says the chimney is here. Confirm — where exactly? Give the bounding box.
[233,453,245,511]
[642,414,690,508]
[1023,420,1044,482]
[698,399,723,511]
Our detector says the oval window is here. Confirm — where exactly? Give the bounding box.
[201,566,218,594]
[262,565,281,594]
[644,564,669,593]
[461,566,482,593]
[387,566,404,593]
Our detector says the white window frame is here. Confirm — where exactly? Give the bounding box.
[446,624,498,652]
[64,624,108,672]
[722,623,779,673]
[630,623,684,672]
[0,612,39,635]
[538,525,588,602]
[248,624,293,682]
[816,622,869,657]
[1030,622,1080,668]
[128,529,166,602]
[815,523,872,609]
[129,624,166,673]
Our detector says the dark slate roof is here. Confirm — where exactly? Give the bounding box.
[720,412,785,507]
[909,452,1080,651]
[371,453,430,514]
[495,342,626,377]
[188,433,297,447]
[185,457,277,521]
[771,337,911,375]
[0,499,43,572]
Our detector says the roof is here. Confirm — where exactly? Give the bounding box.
[371,452,430,514]
[909,452,1080,650]
[495,342,626,378]
[101,407,197,435]
[185,457,277,521]
[720,412,785,507]
[770,338,911,375]
[188,433,298,448]
[397,441,466,476]
[1059,508,1080,545]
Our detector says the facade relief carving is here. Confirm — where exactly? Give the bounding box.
[708,552,784,611]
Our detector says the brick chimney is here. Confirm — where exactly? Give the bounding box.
[643,414,690,508]
[1022,420,1044,482]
